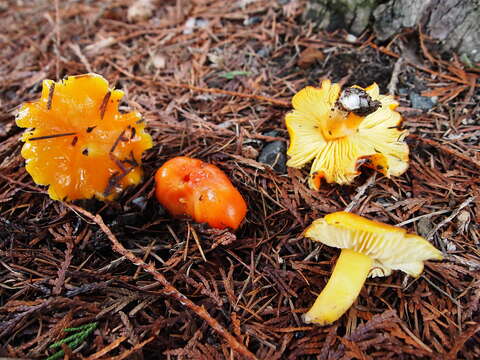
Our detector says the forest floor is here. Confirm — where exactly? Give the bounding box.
[1,0,479,359]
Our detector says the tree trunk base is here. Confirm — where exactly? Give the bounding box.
[305,0,480,63]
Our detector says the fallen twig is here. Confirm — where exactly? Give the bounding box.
[409,134,480,169]
[368,43,478,87]
[66,204,257,360]
[426,196,476,241]
[344,174,376,212]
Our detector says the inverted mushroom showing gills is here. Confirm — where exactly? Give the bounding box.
[16,74,153,201]
[303,211,443,325]
[286,80,409,189]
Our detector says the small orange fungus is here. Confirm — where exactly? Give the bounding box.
[286,80,409,189]
[155,157,247,230]
[16,74,153,201]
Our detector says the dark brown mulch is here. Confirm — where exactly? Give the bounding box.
[1,0,479,359]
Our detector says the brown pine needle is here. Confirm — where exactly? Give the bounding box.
[84,335,127,360]
[28,132,77,141]
[66,204,257,360]
[105,59,290,108]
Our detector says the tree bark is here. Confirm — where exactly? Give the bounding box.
[305,0,480,63]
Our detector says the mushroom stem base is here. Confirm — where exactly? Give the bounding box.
[303,249,372,325]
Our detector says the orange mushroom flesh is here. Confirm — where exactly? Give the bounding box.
[303,212,443,325]
[155,157,247,230]
[16,74,153,201]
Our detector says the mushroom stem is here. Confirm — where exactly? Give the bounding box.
[303,249,372,325]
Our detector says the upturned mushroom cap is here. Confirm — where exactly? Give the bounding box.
[285,80,409,189]
[304,212,443,278]
[16,74,153,201]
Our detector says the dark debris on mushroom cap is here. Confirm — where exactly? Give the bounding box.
[337,87,381,116]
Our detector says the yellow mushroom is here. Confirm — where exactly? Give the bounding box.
[286,80,409,189]
[302,211,443,325]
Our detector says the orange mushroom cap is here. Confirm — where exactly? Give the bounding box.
[155,157,247,230]
[16,74,153,201]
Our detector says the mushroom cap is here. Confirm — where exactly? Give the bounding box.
[16,73,153,201]
[304,212,443,278]
[285,80,409,189]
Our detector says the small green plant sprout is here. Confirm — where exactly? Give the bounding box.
[46,321,98,360]
[219,70,250,80]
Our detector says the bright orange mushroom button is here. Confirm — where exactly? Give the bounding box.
[155,157,247,230]
[286,80,409,189]
[16,74,153,201]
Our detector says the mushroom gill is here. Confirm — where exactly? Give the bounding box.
[302,212,443,325]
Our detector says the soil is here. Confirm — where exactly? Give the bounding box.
[1,0,479,359]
